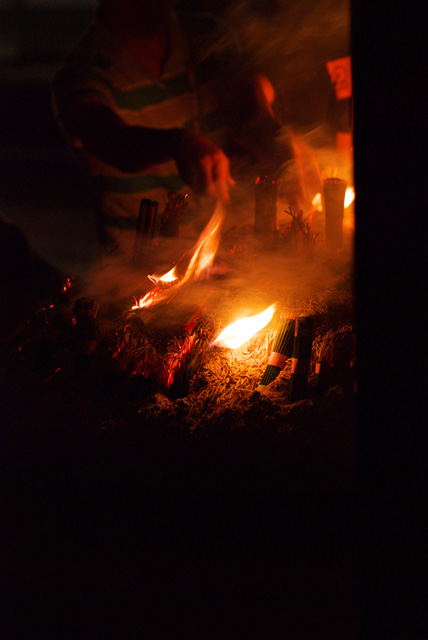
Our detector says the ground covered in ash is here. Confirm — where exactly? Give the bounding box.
[0,246,358,639]
[1,246,356,492]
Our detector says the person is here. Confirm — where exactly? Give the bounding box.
[52,0,321,258]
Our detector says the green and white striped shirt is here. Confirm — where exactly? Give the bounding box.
[52,10,237,255]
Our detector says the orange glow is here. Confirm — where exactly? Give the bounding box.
[132,202,224,310]
[344,186,355,208]
[159,266,179,283]
[312,186,355,213]
[312,193,322,211]
[214,304,276,349]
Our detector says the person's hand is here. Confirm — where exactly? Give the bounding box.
[173,130,235,203]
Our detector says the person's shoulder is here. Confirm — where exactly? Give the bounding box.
[176,9,239,46]
[176,9,242,60]
[59,21,117,75]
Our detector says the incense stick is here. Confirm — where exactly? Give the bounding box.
[254,175,282,250]
[288,315,313,402]
[133,198,159,266]
[256,315,295,392]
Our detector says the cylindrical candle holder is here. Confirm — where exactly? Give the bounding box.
[133,198,159,266]
[254,176,282,250]
[313,360,334,394]
[323,177,347,249]
[288,315,313,402]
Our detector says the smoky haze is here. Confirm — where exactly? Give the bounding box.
[79,0,352,328]
[221,0,350,132]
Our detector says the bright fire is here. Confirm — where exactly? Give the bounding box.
[132,202,224,310]
[312,193,322,211]
[312,186,355,211]
[214,303,276,349]
[344,186,355,208]
[152,266,178,285]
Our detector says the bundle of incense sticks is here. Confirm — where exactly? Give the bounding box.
[282,207,319,260]
[160,191,188,238]
[256,315,295,393]
[254,175,283,249]
[323,177,347,249]
[288,315,313,402]
[313,341,334,394]
[133,198,159,267]
[74,297,99,338]
[74,297,100,355]
[163,307,207,398]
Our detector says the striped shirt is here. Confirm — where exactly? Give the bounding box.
[52,10,237,256]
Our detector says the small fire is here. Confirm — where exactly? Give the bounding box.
[312,193,322,211]
[214,303,276,349]
[312,186,355,212]
[344,186,355,208]
[132,202,224,310]
[147,266,179,287]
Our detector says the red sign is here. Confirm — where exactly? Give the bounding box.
[326,56,352,100]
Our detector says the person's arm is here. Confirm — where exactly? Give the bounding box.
[221,73,295,171]
[221,73,322,209]
[64,101,234,201]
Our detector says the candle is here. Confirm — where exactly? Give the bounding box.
[323,177,347,249]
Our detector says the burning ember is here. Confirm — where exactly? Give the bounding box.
[132,202,224,310]
[213,303,276,349]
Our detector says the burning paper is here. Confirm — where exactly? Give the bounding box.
[213,303,276,350]
[132,202,224,311]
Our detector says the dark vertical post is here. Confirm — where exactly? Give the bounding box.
[323,177,347,249]
[288,315,313,402]
[254,176,282,250]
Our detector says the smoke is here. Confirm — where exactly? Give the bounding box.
[78,197,353,338]
[78,0,353,329]
[221,0,352,171]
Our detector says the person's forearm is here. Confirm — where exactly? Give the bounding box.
[65,102,183,172]
[104,126,184,172]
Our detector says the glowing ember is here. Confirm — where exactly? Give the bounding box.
[132,202,224,310]
[312,193,322,211]
[214,303,276,349]
[344,186,355,208]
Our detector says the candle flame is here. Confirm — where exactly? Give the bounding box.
[312,193,322,211]
[311,186,355,212]
[214,303,276,349]
[344,186,355,208]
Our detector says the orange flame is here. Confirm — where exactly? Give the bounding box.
[344,186,355,208]
[214,303,276,349]
[132,202,224,310]
[312,193,322,211]
[312,186,355,215]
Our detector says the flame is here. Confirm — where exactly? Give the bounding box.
[159,266,179,283]
[311,186,355,212]
[214,303,276,349]
[132,202,224,310]
[344,186,355,208]
[312,193,322,211]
